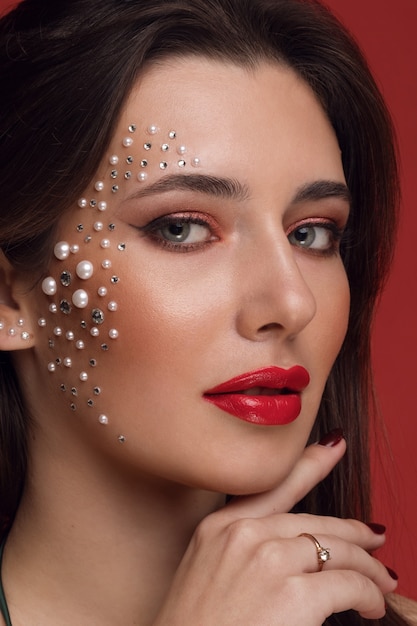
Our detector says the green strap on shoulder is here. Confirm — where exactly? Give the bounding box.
[0,537,12,626]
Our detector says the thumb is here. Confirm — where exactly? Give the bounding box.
[225,429,346,519]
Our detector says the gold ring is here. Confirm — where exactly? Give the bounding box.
[298,533,331,572]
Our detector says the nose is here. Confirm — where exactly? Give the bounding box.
[235,237,317,342]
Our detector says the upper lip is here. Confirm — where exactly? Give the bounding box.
[203,365,310,396]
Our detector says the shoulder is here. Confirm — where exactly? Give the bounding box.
[388,594,417,624]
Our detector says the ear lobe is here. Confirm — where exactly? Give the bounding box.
[0,254,36,351]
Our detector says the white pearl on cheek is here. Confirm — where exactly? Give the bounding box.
[63,357,72,367]
[94,181,104,192]
[49,304,57,313]
[108,301,118,312]
[76,261,94,280]
[78,198,88,208]
[109,329,119,339]
[101,260,112,269]
[48,363,56,372]
[90,327,100,337]
[98,201,107,212]
[41,277,57,296]
[177,145,187,155]
[66,331,75,340]
[98,286,107,297]
[72,289,89,309]
[99,415,108,425]
[148,125,158,135]
[109,155,119,165]
[70,244,80,254]
[122,137,133,147]
[94,222,104,232]
[54,241,71,260]
[76,340,85,350]
[38,318,47,327]
[138,172,148,182]
[100,239,110,249]
[80,372,88,382]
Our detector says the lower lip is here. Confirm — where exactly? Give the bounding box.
[203,393,302,426]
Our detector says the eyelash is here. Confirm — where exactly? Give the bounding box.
[138,213,345,255]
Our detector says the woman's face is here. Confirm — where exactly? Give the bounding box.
[29,58,350,495]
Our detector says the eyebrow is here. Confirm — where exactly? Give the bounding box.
[125,173,351,207]
[292,180,351,206]
[126,174,250,202]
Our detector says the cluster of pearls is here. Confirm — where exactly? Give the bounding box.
[0,318,30,341]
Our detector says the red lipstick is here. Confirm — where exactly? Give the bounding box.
[203,366,310,426]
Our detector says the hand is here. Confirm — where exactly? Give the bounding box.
[154,434,397,625]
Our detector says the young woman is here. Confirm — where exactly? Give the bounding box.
[0,0,415,623]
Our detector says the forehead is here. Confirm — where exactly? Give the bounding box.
[97,57,344,198]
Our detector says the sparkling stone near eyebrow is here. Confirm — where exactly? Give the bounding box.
[84,235,92,243]
[169,130,177,139]
[112,185,119,193]
[126,156,134,164]
[77,224,84,232]
[140,159,148,168]
[94,387,101,395]
[108,223,116,231]
[124,171,132,179]
[89,359,97,367]
[144,143,152,151]
[118,243,126,251]
[111,170,118,179]
[87,399,94,407]
[90,199,97,208]
[178,160,186,168]
[71,387,78,396]
[161,143,169,152]
[159,162,168,170]
[128,124,136,133]
[70,403,77,411]
[111,276,119,284]
[60,384,66,392]
[80,321,87,329]
[101,343,109,351]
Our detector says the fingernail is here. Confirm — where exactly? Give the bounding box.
[366,522,386,535]
[318,428,344,447]
[386,566,399,581]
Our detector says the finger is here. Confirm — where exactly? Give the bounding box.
[288,570,386,621]
[297,534,397,594]
[225,435,346,518]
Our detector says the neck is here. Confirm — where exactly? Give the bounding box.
[3,439,224,625]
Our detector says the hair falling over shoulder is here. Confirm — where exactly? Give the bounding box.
[0,0,403,624]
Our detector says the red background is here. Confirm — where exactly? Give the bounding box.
[1,0,416,600]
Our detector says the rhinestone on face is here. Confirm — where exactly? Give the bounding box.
[60,384,66,392]
[76,224,84,232]
[87,399,94,407]
[60,271,72,287]
[71,387,78,396]
[169,130,177,139]
[21,331,30,341]
[128,124,136,133]
[108,223,116,231]
[178,160,186,168]
[89,359,97,367]
[144,143,152,151]
[161,143,169,152]
[124,171,132,180]
[84,235,92,244]
[94,387,101,396]
[112,185,119,193]
[90,199,97,208]
[118,435,126,443]
[110,170,118,179]
[126,156,134,164]
[92,308,105,325]
[101,343,109,351]
[118,243,126,251]
[80,321,87,329]
[140,159,148,168]
[60,300,72,315]
[70,403,77,411]
[159,162,168,170]
[111,276,119,284]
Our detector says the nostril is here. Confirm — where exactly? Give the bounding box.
[258,322,281,333]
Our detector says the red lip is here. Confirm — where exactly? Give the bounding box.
[203,366,310,426]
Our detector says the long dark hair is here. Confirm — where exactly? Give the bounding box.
[0,0,403,623]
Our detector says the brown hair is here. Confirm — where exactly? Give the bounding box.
[0,1,402,623]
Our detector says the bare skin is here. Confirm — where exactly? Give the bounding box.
[0,58,408,624]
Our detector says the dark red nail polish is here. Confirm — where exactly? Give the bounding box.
[318,428,344,447]
[386,566,399,581]
[366,522,386,535]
